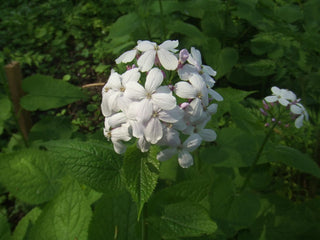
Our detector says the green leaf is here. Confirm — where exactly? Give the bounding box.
[209,175,260,234]
[123,145,160,218]
[27,178,92,240]
[42,139,123,192]
[150,202,217,238]
[0,149,65,204]
[209,48,239,78]
[12,208,42,240]
[108,13,140,39]
[0,214,12,240]
[244,59,276,76]
[275,4,303,23]
[88,192,138,240]
[167,20,206,44]
[29,116,74,142]
[267,145,320,178]
[21,74,86,111]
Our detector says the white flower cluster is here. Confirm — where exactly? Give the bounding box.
[264,86,308,128]
[101,40,222,168]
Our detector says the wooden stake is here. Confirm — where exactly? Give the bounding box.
[5,61,32,143]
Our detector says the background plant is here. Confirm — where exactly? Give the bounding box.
[1,0,320,239]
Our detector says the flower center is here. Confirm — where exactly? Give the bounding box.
[120,86,125,92]
[197,92,203,99]
[104,87,110,92]
[152,111,159,118]
[146,92,152,99]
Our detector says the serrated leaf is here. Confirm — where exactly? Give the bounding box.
[12,208,42,240]
[267,145,320,178]
[0,149,65,204]
[20,74,86,111]
[42,139,123,192]
[88,192,138,240]
[123,145,160,218]
[167,20,206,44]
[27,178,92,240]
[150,202,217,238]
[215,48,239,78]
[275,4,303,23]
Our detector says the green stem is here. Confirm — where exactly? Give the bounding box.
[240,121,278,192]
[194,148,201,172]
[140,204,147,240]
[158,0,166,40]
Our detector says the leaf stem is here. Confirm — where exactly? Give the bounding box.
[140,203,147,240]
[240,121,278,192]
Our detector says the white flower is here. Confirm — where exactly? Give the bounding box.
[157,133,202,168]
[101,68,140,116]
[264,86,296,106]
[290,103,308,128]
[103,120,131,154]
[136,40,179,72]
[125,67,176,122]
[178,47,216,88]
[144,105,184,144]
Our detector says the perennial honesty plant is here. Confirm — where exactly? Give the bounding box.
[101,40,222,168]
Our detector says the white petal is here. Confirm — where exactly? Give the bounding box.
[129,120,144,138]
[279,98,290,106]
[161,128,181,147]
[107,72,122,89]
[125,82,146,100]
[175,81,197,99]
[189,74,207,92]
[208,88,223,101]
[136,40,156,51]
[112,141,127,154]
[157,48,179,70]
[159,40,179,52]
[137,50,156,72]
[188,98,203,122]
[264,96,278,103]
[137,137,150,152]
[111,125,131,142]
[152,93,176,110]
[202,73,215,88]
[178,150,194,168]
[115,49,137,64]
[207,103,218,114]
[295,115,304,128]
[144,117,163,144]
[158,106,183,123]
[121,68,140,85]
[189,47,202,66]
[271,86,281,95]
[281,89,296,101]
[199,129,217,142]
[290,104,302,115]
[183,133,202,152]
[145,67,163,92]
[136,99,153,122]
[178,64,197,80]
[202,65,217,76]
[107,91,122,112]
[157,148,178,161]
[108,112,127,128]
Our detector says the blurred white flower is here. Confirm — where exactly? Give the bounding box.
[264,86,296,106]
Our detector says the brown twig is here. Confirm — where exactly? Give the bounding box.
[81,82,105,88]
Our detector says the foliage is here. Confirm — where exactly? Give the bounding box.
[0,0,320,239]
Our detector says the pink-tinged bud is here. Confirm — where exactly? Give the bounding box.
[179,49,189,63]
[260,108,268,116]
[265,123,270,127]
[262,100,269,110]
[272,118,276,122]
[278,121,281,125]
[270,102,275,107]
[168,84,174,91]
[126,64,136,70]
[285,123,290,128]
[180,102,190,109]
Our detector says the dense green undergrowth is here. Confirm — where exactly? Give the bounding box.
[1,0,320,239]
